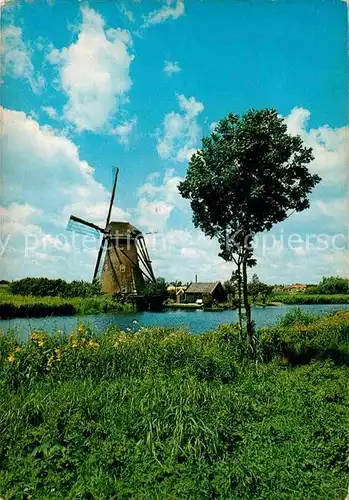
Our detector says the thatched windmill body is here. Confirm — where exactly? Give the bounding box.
[67,168,156,295]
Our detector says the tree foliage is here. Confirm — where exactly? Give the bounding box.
[8,277,101,298]
[317,276,349,295]
[143,277,168,301]
[248,275,273,304]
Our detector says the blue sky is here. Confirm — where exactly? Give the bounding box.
[1,0,348,284]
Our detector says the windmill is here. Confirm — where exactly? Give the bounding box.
[67,168,156,295]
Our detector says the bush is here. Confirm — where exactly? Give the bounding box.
[279,307,317,327]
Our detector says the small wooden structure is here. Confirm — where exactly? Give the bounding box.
[185,282,226,304]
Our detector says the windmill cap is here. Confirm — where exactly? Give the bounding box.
[107,221,142,238]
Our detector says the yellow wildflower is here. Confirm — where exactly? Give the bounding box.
[71,339,79,348]
[15,346,21,353]
[113,332,131,347]
[87,340,99,349]
[31,331,47,347]
[47,355,54,368]
[8,353,16,363]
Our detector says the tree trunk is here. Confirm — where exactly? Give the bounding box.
[242,255,253,349]
[237,263,243,339]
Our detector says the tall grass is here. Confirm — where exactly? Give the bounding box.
[0,312,348,498]
[270,292,349,304]
[0,290,133,318]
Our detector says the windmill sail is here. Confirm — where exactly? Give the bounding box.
[93,237,107,280]
[66,216,102,240]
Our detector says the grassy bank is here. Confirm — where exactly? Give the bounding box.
[269,292,349,305]
[0,310,348,498]
[0,291,133,319]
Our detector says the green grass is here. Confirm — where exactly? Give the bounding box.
[0,311,348,498]
[0,289,133,318]
[269,292,349,304]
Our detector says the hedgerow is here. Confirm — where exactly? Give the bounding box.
[8,277,102,298]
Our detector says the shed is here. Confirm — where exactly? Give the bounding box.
[185,281,226,304]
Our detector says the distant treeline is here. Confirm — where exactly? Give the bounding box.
[307,277,349,295]
[8,277,101,298]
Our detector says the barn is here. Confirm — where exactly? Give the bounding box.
[185,282,226,304]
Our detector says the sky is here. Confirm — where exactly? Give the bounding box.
[0,0,348,285]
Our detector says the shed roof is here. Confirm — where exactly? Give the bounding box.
[185,282,221,294]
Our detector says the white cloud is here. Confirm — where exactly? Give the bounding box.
[0,25,44,92]
[118,3,134,22]
[111,116,137,145]
[137,199,174,232]
[164,60,181,76]
[48,6,134,132]
[157,94,204,162]
[41,106,58,120]
[143,0,184,27]
[144,229,234,283]
[209,121,218,132]
[314,198,348,222]
[0,203,77,281]
[136,169,188,232]
[1,107,131,280]
[284,107,348,186]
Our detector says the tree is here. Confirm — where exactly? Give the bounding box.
[248,276,273,305]
[317,276,349,295]
[248,276,260,304]
[143,277,168,301]
[178,108,321,349]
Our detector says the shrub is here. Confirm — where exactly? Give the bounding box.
[279,307,317,327]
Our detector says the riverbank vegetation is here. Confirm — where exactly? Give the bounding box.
[269,293,349,305]
[0,310,348,498]
[8,277,102,298]
[222,274,349,309]
[0,283,132,319]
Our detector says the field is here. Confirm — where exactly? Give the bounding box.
[0,310,348,498]
[0,287,133,319]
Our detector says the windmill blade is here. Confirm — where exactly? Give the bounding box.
[93,235,107,280]
[110,239,154,283]
[137,237,156,282]
[67,215,104,240]
[105,167,119,229]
